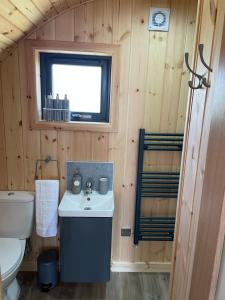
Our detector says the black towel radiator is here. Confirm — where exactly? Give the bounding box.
[134,129,183,244]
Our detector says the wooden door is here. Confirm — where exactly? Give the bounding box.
[170,0,225,299]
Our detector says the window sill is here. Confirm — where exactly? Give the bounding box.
[30,120,118,132]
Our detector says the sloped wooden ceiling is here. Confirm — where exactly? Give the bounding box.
[0,0,92,58]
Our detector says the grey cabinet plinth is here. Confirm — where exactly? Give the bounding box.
[60,217,112,283]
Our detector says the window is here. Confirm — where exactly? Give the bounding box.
[40,52,112,122]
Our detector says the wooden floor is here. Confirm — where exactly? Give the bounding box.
[18,272,169,300]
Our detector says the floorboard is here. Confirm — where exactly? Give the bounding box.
[18,272,169,300]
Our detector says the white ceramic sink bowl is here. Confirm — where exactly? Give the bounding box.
[58,190,114,217]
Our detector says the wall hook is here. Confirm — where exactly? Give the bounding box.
[185,52,211,89]
[185,53,201,79]
[198,44,213,72]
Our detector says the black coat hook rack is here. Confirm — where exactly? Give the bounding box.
[184,49,211,90]
[185,53,210,89]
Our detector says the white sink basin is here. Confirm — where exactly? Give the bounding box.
[58,190,114,217]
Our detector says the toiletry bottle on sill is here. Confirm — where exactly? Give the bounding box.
[72,169,82,194]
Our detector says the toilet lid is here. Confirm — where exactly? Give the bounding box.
[0,238,24,279]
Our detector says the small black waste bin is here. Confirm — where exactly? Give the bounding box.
[37,249,58,292]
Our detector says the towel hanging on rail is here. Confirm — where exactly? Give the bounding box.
[35,180,59,237]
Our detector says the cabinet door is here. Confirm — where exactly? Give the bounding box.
[170,0,222,299]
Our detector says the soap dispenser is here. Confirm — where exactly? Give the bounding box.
[72,169,82,194]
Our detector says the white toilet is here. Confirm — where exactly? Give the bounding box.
[0,191,34,300]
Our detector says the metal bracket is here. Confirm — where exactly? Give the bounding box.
[35,156,60,179]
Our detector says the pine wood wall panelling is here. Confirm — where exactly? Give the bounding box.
[167,0,198,262]
[109,0,132,261]
[176,0,197,133]
[74,1,94,42]
[18,40,42,270]
[36,19,56,40]
[18,42,40,191]
[0,0,102,55]
[159,0,189,133]
[120,0,151,262]
[0,0,198,268]
[0,64,7,189]
[91,133,109,161]
[142,0,171,264]
[0,34,16,48]
[162,0,190,263]
[9,0,46,25]
[58,131,75,198]
[136,0,196,263]
[144,0,169,133]
[55,10,75,42]
[1,51,25,190]
[0,15,25,42]
[32,0,57,19]
[0,0,34,32]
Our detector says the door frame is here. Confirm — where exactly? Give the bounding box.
[170,1,225,299]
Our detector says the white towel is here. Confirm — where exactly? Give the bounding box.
[35,180,59,237]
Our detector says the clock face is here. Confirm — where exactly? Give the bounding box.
[153,12,166,27]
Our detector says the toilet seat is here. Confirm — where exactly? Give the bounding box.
[0,238,25,280]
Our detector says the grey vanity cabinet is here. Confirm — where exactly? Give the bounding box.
[60,217,112,283]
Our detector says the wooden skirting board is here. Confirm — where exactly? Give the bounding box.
[111,262,171,273]
[22,261,171,273]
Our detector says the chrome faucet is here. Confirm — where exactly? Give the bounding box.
[85,180,92,195]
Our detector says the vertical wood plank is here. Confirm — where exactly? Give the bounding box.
[74,2,94,42]
[0,63,8,189]
[109,0,132,261]
[1,51,25,190]
[121,0,150,262]
[55,10,75,41]
[18,41,40,191]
